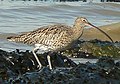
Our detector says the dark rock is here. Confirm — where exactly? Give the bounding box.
[116,61,120,68]
[0,39,120,84]
[60,39,120,58]
[96,56,115,69]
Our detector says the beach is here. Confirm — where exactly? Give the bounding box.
[82,22,120,42]
[0,22,120,41]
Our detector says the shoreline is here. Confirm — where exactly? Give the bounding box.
[81,22,120,42]
[0,22,120,42]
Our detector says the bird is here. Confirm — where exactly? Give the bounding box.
[7,17,113,70]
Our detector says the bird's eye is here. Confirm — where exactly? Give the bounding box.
[82,19,86,22]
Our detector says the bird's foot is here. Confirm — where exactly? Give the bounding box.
[37,65,42,70]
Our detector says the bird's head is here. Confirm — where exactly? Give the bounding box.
[74,17,89,27]
[74,17,114,43]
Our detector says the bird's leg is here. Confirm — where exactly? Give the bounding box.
[47,52,52,70]
[32,46,42,69]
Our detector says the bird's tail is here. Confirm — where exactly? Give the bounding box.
[7,36,16,42]
[7,36,22,42]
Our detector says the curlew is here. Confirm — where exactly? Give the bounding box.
[7,17,113,70]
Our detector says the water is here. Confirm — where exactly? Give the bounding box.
[0,1,120,33]
[0,1,120,51]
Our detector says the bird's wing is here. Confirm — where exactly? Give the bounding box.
[7,24,73,45]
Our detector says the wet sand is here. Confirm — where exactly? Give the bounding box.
[81,22,120,42]
[0,22,120,42]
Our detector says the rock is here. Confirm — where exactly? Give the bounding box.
[61,39,120,58]
[116,61,120,68]
[0,39,120,84]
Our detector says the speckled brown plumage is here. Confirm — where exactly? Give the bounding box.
[7,17,86,51]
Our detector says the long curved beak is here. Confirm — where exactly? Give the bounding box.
[86,22,114,43]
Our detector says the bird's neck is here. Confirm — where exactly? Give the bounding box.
[72,23,84,40]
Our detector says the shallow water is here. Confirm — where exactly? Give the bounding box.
[71,58,120,64]
[0,1,120,34]
[0,1,120,51]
